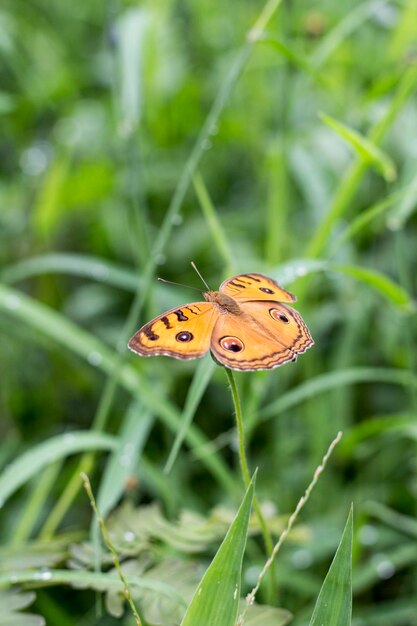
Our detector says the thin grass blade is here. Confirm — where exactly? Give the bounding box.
[309,506,353,626]
[0,432,116,506]
[164,356,215,474]
[1,254,139,292]
[320,112,396,182]
[96,401,154,518]
[330,263,413,310]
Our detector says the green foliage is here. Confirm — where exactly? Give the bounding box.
[310,507,353,626]
[1,0,417,624]
[0,590,44,626]
[180,475,254,626]
[0,431,116,506]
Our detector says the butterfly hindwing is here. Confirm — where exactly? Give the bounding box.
[210,300,313,371]
[128,302,216,360]
[219,273,296,303]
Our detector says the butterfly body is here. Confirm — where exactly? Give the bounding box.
[204,290,243,314]
[128,273,314,371]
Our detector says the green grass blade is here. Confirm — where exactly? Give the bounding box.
[265,141,290,266]
[279,258,412,308]
[0,432,116,506]
[338,413,415,457]
[307,64,417,259]
[333,189,405,249]
[369,64,417,145]
[164,356,216,474]
[1,254,139,291]
[275,259,413,309]
[353,543,417,594]
[309,506,353,626]
[115,7,148,133]
[193,173,236,275]
[258,368,417,426]
[180,473,256,626]
[388,169,417,230]
[312,0,386,68]
[96,401,154,518]
[330,263,413,309]
[320,112,396,182]
[362,500,417,540]
[33,153,69,238]
[11,462,63,545]
[258,36,319,80]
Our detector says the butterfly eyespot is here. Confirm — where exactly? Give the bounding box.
[176,331,193,342]
[260,287,274,294]
[269,308,290,323]
[219,336,244,352]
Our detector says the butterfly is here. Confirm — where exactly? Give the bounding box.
[128,273,313,371]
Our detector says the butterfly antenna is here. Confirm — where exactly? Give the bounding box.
[157,277,202,292]
[191,261,210,290]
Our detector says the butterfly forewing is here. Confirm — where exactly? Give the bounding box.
[219,273,296,303]
[128,302,216,360]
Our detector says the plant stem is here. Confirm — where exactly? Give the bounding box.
[81,473,143,626]
[225,368,276,602]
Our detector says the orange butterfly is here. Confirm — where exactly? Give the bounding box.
[128,273,313,371]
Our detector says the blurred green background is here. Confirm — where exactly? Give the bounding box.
[1,0,417,624]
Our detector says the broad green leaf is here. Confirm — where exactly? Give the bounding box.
[309,507,353,626]
[320,112,396,182]
[0,432,116,505]
[180,474,255,626]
